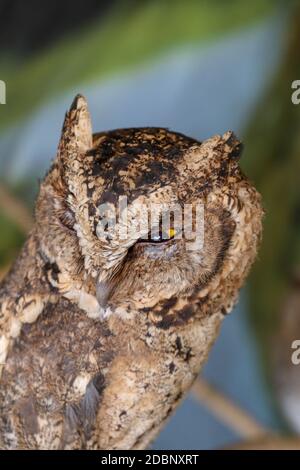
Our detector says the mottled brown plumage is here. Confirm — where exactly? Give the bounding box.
[0,95,263,449]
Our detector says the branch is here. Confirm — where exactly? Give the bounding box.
[191,378,268,439]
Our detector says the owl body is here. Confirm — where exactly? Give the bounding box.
[0,96,263,449]
[0,268,221,449]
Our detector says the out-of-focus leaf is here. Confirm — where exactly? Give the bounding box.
[0,0,276,131]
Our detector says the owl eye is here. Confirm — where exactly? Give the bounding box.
[138,227,177,244]
[59,208,76,232]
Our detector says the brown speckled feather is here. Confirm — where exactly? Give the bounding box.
[0,95,263,449]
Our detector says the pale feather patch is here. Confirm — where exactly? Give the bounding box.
[9,318,22,338]
[20,297,45,324]
[0,335,9,365]
[73,373,91,395]
[64,288,101,319]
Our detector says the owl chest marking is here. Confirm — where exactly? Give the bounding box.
[0,294,53,377]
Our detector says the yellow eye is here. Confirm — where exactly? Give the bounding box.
[138,226,177,244]
[168,228,176,238]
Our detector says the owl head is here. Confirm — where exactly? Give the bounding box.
[36,95,262,322]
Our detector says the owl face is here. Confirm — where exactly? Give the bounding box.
[37,96,262,318]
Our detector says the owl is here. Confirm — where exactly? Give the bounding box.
[0,95,263,449]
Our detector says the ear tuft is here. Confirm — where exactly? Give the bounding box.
[70,93,87,111]
[68,94,93,152]
[222,131,243,161]
[57,94,93,170]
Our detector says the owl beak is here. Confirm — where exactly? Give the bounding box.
[96,279,112,309]
[96,269,121,309]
